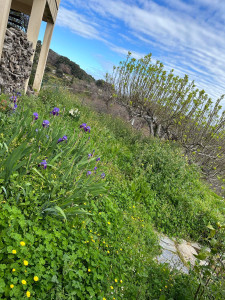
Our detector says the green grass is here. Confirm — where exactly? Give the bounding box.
[0,88,224,299]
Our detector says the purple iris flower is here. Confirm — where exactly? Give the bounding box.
[57,135,68,143]
[33,112,38,120]
[17,92,22,97]
[84,126,91,133]
[42,120,50,128]
[101,172,106,179]
[80,123,91,133]
[96,157,100,162]
[88,153,92,159]
[39,159,47,169]
[51,107,60,116]
[94,167,97,171]
[13,104,18,110]
[87,171,92,176]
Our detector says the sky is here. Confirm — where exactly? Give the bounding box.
[39,0,225,100]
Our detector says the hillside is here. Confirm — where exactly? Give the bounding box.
[0,88,224,299]
[29,41,95,87]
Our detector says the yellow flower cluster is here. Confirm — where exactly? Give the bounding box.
[11,242,39,298]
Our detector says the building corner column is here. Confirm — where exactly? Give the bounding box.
[0,0,12,60]
[33,22,54,92]
[24,0,46,93]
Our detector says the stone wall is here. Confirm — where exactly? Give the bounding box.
[0,27,33,94]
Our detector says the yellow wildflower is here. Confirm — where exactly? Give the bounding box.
[115,279,118,282]
[10,284,14,289]
[103,298,106,300]
[88,268,91,272]
[20,241,26,246]
[24,260,28,266]
[12,250,17,254]
[22,280,27,285]
[26,291,31,298]
[120,280,123,283]
[12,268,16,272]
[34,276,39,281]
[107,222,111,225]
[110,286,114,290]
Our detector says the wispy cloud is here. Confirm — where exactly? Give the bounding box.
[58,0,225,99]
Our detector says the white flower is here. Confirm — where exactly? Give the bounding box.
[69,108,80,117]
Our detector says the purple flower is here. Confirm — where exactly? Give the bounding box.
[88,153,92,159]
[101,172,106,179]
[94,167,97,171]
[39,159,47,169]
[10,96,17,103]
[96,157,100,162]
[84,126,91,133]
[57,135,68,143]
[35,128,39,132]
[87,171,92,176]
[51,107,60,116]
[17,92,21,97]
[80,123,91,133]
[33,112,38,120]
[42,120,50,128]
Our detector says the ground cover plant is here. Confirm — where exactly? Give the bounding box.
[0,88,224,299]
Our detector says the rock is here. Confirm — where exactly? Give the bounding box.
[177,242,198,266]
[0,28,33,94]
[159,235,177,253]
[191,242,201,251]
[157,249,189,274]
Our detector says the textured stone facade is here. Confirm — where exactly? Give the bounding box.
[0,27,33,94]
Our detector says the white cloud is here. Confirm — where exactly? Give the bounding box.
[59,0,225,99]
[57,7,105,41]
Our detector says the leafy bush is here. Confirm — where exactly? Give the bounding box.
[106,52,225,190]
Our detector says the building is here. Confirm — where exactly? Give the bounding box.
[0,0,61,93]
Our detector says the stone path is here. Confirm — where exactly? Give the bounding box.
[156,234,206,274]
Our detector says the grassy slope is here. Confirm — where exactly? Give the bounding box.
[0,88,224,299]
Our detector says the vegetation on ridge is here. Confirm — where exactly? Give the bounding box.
[106,52,225,192]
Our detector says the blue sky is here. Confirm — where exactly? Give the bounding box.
[39,0,225,99]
